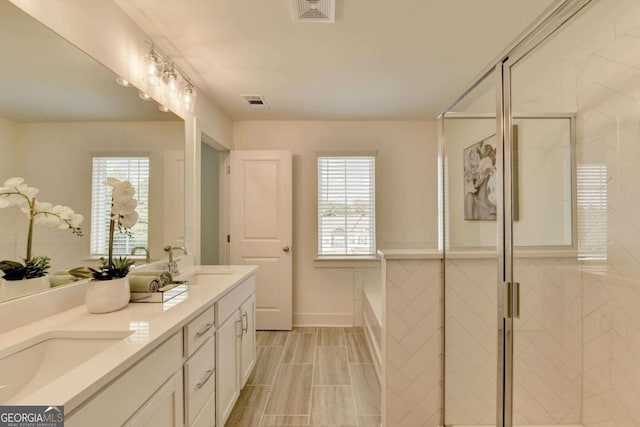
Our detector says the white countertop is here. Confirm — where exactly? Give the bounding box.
[0,265,257,413]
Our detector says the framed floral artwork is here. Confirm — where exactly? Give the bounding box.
[463,126,518,220]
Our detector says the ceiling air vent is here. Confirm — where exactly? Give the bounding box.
[242,94,268,109]
[290,0,335,23]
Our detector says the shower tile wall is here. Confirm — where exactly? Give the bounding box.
[572,8,640,425]
[445,257,582,425]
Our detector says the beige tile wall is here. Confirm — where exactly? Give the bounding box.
[383,258,442,427]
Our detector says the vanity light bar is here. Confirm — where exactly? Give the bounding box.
[114,41,197,113]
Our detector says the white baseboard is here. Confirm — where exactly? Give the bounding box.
[293,312,353,327]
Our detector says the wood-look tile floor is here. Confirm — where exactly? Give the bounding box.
[226,327,381,427]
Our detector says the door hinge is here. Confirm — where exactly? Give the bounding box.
[503,281,520,319]
[227,234,230,243]
[226,165,231,175]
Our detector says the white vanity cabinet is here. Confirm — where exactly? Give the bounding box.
[183,301,217,427]
[240,294,256,386]
[66,332,184,427]
[59,269,256,427]
[215,275,256,427]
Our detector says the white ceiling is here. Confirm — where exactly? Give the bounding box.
[0,0,178,123]
[115,0,555,120]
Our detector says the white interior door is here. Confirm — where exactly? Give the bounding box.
[230,150,292,330]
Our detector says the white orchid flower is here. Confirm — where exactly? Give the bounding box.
[16,184,38,200]
[70,213,84,228]
[106,178,139,231]
[0,177,83,265]
[121,211,139,229]
[0,196,11,208]
[4,177,24,187]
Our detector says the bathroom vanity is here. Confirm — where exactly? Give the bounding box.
[0,265,257,427]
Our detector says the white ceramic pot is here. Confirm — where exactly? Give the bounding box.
[85,276,130,314]
[0,276,50,300]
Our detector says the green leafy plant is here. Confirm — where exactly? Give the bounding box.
[0,177,82,281]
[89,257,134,281]
[0,256,51,280]
[88,178,138,281]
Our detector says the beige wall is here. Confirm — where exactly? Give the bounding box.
[234,120,438,325]
[0,117,20,262]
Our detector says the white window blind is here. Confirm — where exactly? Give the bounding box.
[317,155,376,256]
[577,163,607,262]
[90,156,149,257]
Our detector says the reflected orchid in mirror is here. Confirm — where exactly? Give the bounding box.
[0,177,83,280]
[89,178,138,281]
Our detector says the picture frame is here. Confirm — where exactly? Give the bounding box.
[463,125,518,221]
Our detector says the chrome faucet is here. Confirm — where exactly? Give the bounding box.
[130,246,151,263]
[164,246,188,275]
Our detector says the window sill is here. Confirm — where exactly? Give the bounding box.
[313,255,380,268]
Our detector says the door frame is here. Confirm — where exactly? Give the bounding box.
[195,128,230,266]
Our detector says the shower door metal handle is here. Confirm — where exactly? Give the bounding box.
[503,282,520,319]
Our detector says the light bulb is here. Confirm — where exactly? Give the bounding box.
[143,52,164,87]
[180,83,197,112]
[158,104,170,113]
[138,91,152,101]
[116,76,132,87]
[163,69,179,100]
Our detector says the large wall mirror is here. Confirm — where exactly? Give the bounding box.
[0,1,185,303]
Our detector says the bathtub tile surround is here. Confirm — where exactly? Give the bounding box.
[379,250,442,427]
[227,327,381,426]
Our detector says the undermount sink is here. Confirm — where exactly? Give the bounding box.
[0,330,133,403]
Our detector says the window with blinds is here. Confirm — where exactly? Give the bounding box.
[317,155,376,256]
[90,156,149,257]
[577,163,607,262]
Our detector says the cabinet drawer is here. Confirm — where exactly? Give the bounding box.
[67,332,183,427]
[185,304,216,357]
[185,337,216,426]
[216,275,255,324]
[191,392,215,427]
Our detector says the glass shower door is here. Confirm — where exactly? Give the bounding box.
[441,71,501,427]
[504,3,587,426]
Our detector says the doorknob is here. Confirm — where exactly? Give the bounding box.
[283,246,290,252]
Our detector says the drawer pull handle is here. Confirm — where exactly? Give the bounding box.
[236,320,243,339]
[242,312,248,334]
[196,322,214,337]
[197,369,214,389]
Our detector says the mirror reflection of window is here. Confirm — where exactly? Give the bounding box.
[90,156,149,257]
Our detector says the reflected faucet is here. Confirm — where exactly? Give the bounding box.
[164,246,188,275]
[130,246,151,263]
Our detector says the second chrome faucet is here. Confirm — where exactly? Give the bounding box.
[164,246,188,275]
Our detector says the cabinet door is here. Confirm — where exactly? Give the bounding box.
[216,312,241,427]
[124,371,183,427]
[240,295,256,388]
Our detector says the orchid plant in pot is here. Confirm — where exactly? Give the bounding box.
[85,177,138,314]
[0,177,83,291]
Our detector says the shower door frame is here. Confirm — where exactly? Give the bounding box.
[438,1,593,427]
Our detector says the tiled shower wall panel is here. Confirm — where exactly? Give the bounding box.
[575,8,640,425]
[444,257,583,425]
[384,258,442,427]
